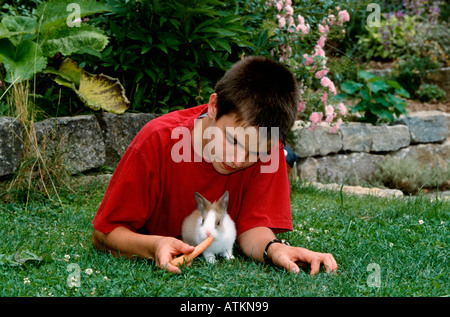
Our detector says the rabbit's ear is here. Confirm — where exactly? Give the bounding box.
[217,191,229,212]
[195,192,210,215]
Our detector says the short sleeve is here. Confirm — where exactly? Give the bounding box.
[235,143,293,236]
[92,135,161,234]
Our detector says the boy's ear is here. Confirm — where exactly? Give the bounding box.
[207,93,218,119]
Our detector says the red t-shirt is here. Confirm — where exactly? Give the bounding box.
[93,104,293,237]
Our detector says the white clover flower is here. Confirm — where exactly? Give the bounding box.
[85,268,93,275]
[419,220,424,225]
[23,278,31,285]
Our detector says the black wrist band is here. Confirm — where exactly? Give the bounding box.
[263,239,290,263]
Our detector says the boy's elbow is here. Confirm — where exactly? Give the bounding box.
[91,228,106,251]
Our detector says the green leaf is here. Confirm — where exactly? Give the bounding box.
[43,58,82,87]
[386,80,402,89]
[358,70,376,81]
[36,0,111,29]
[214,38,232,53]
[0,16,37,45]
[41,24,109,57]
[0,39,47,83]
[395,88,410,98]
[370,80,389,93]
[341,81,363,95]
[360,88,371,101]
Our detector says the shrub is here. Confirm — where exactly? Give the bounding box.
[372,156,450,195]
[358,14,418,61]
[391,55,442,99]
[75,0,251,113]
[417,83,446,102]
[339,70,409,124]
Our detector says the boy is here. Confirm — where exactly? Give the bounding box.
[92,56,337,275]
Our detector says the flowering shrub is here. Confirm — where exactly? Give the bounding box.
[358,0,447,64]
[266,0,350,133]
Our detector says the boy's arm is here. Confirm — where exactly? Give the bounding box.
[92,227,194,274]
[237,226,338,275]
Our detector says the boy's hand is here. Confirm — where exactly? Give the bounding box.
[268,243,338,275]
[153,237,195,274]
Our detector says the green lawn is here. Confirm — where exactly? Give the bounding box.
[0,180,448,298]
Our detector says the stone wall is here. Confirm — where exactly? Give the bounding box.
[0,112,156,177]
[294,111,450,185]
[1,110,449,187]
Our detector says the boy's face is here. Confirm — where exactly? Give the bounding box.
[196,94,272,175]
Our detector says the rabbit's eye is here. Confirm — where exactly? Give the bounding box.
[201,219,205,225]
[216,220,221,226]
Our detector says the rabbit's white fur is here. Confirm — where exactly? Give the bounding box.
[182,191,236,263]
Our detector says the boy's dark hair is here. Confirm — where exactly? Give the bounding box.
[214,56,299,142]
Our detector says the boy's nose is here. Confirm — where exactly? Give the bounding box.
[233,148,246,167]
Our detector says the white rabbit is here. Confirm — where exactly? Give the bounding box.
[181,191,236,264]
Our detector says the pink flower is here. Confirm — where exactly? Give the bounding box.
[315,68,329,79]
[327,14,336,25]
[310,112,322,124]
[297,101,306,113]
[288,16,295,27]
[320,76,337,95]
[276,1,283,12]
[325,105,334,117]
[317,35,326,48]
[338,10,350,25]
[330,118,343,133]
[285,5,294,16]
[320,91,328,104]
[297,14,305,25]
[278,16,286,28]
[314,45,326,57]
[318,24,326,33]
[309,112,323,130]
[296,23,310,35]
[303,54,314,66]
[338,102,348,115]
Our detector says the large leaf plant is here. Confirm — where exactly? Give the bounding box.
[0,0,129,114]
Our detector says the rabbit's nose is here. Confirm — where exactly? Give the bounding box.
[205,231,212,237]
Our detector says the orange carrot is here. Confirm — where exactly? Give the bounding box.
[170,236,214,267]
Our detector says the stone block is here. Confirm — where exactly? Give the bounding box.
[390,139,450,170]
[297,152,385,185]
[310,182,403,198]
[395,111,449,144]
[0,117,23,177]
[34,115,105,173]
[96,112,156,167]
[340,122,372,152]
[371,125,410,152]
[293,122,342,158]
